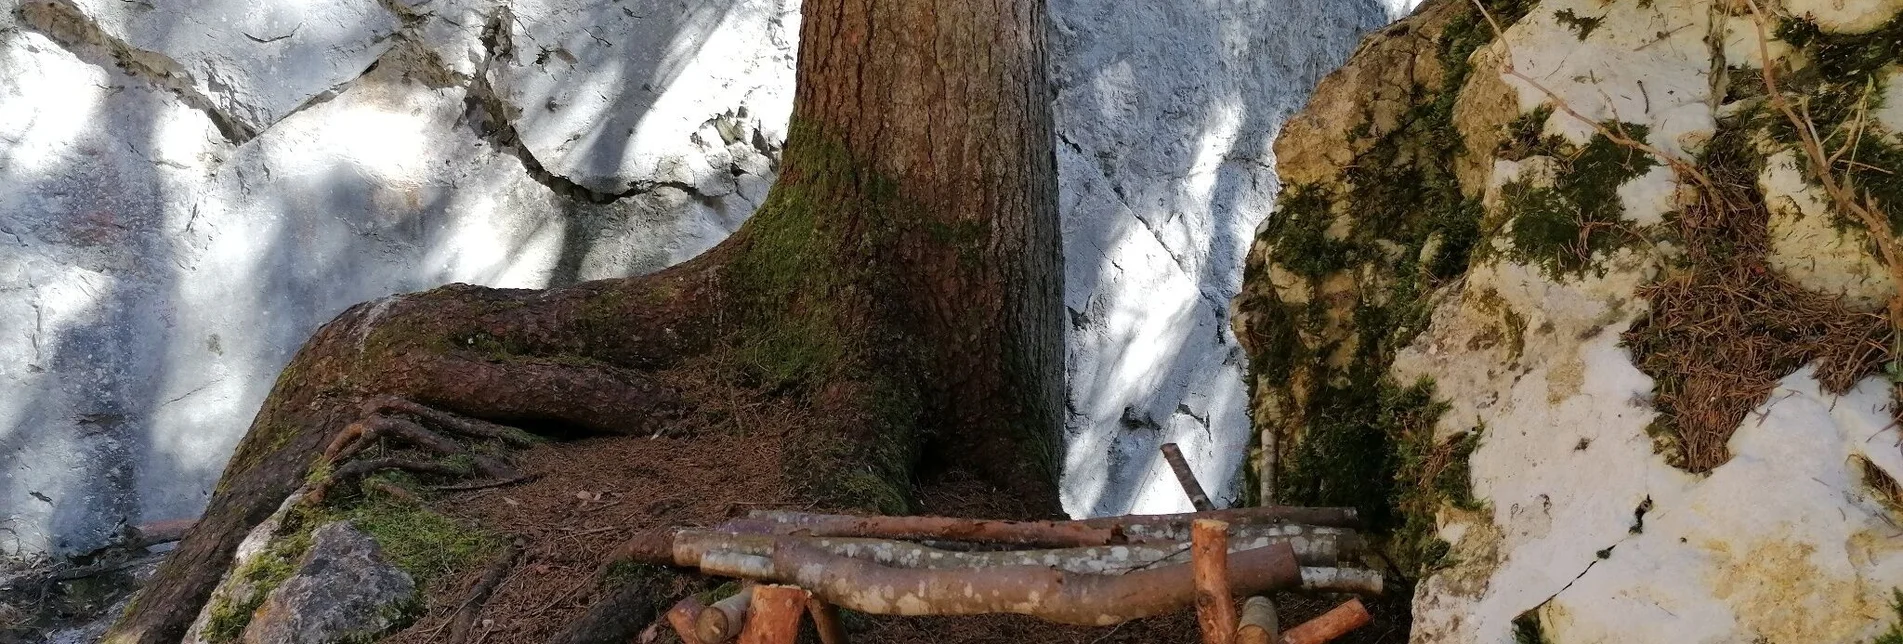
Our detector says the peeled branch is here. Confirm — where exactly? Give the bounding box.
[1282,598,1372,644]
[737,585,808,644]
[735,507,1360,545]
[656,530,1373,587]
[1190,519,1237,644]
[679,536,1300,625]
[666,597,707,644]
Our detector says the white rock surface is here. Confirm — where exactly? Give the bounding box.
[1782,0,1903,34]
[1052,0,1405,517]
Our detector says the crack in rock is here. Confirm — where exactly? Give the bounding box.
[16,0,259,142]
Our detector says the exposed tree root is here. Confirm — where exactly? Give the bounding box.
[449,538,526,644]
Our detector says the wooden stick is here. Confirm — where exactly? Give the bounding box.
[807,598,848,644]
[734,506,1361,546]
[1192,520,1237,644]
[697,586,754,643]
[666,596,708,644]
[1236,596,1279,644]
[669,526,1355,571]
[1162,443,1216,511]
[737,585,808,644]
[693,537,1300,626]
[1281,598,1371,644]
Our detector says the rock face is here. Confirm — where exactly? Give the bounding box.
[0,0,789,559]
[2,0,1401,558]
[239,522,415,644]
[1237,0,1903,641]
[1050,0,1408,516]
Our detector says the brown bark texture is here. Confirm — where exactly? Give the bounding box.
[736,585,809,644]
[806,599,849,644]
[104,0,1062,637]
[1191,520,1237,644]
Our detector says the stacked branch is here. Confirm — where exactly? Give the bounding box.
[617,506,1382,631]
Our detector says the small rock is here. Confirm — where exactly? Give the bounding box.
[241,522,416,644]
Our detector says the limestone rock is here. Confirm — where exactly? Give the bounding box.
[1759,150,1895,311]
[240,522,416,644]
[1782,0,1903,34]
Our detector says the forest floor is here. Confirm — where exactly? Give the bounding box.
[369,427,1412,644]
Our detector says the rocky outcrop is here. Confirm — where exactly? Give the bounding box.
[1237,0,1903,640]
[1050,0,1407,516]
[238,522,415,644]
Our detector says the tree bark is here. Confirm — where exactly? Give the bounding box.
[698,587,755,644]
[667,597,708,644]
[105,0,1062,639]
[807,599,849,644]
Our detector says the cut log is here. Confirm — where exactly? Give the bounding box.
[1281,598,1371,644]
[687,536,1299,625]
[670,526,1352,571]
[697,586,754,643]
[737,585,808,644]
[1299,567,1383,595]
[1191,520,1236,644]
[807,598,848,644]
[1162,443,1216,511]
[1235,596,1278,644]
[667,596,707,644]
[736,506,1360,545]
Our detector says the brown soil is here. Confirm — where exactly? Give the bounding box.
[370,425,1409,644]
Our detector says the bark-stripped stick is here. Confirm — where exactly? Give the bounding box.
[682,537,1301,625]
[1236,596,1279,644]
[1191,520,1237,644]
[666,597,708,644]
[737,585,807,644]
[1281,599,1371,644]
[674,526,1354,570]
[1162,443,1216,511]
[807,598,848,644]
[737,506,1361,545]
[697,586,754,643]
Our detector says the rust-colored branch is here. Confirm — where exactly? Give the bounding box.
[697,586,754,643]
[807,598,848,644]
[666,596,707,644]
[1236,596,1279,644]
[1162,443,1216,511]
[737,585,808,644]
[684,537,1299,625]
[1281,599,1371,644]
[1192,520,1237,644]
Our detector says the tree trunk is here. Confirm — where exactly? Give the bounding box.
[105,0,1061,640]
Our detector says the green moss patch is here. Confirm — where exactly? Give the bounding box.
[1499,123,1658,277]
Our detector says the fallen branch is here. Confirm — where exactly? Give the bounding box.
[682,536,1300,625]
[739,506,1360,545]
[1235,596,1279,644]
[1192,520,1237,644]
[1299,567,1383,595]
[1162,443,1216,511]
[1282,598,1371,644]
[665,524,1354,571]
[738,585,808,644]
